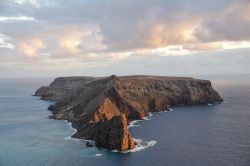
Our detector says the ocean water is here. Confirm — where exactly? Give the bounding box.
[0,78,250,166]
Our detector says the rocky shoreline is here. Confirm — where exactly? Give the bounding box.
[34,75,223,152]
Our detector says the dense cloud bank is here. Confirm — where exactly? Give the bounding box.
[0,0,249,76]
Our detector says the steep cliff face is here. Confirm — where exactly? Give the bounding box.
[35,76,96,101]
[95,113,135,151]
[35,75,223,152]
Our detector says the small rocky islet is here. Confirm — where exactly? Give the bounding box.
[34,75,223,152]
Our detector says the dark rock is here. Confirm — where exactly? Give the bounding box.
[34,75,223,152]
[95,113,135,151]
[86,142,94,148]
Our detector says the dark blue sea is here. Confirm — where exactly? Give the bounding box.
[0,78,250,166]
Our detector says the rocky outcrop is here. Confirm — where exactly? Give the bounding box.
[34,75,223,152]
[95,113,135,151]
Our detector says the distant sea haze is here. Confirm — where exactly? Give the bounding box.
[0,78,250,166]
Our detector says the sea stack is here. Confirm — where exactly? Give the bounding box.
[35,75,223,152]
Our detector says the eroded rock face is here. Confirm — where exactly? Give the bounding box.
[34,75,223,151]
[95,113,135,151]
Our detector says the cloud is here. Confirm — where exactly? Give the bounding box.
[183,42,222,51]
[0,33,15,49]
[0,0,250,77]
[2,0,248,54]
[94,0,202,51]
[60,27,106,55]
[194,0,250,42]
[2,48,250,78]
[17,38,46,57]
[87,0,242,51]
[59,29,83,54]
[0,16,34,22]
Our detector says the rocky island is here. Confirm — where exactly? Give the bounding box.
[34,75,223,152]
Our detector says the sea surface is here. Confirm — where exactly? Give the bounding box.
[0,78,250,166]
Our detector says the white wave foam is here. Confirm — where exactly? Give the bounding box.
[129,139,157,153]
[128,124,140,128]
[157,108,173,113]
[65,136,81,142]
[65,136,71,140]
[65,121,77,132]
[120,139,157,153]
[63,120,79,141]
[111,138,157,153]
[128,120,143,128]
[143,112,153,120]
[129,109,174,128]
[207,103,213,106]
[95,153,102,157]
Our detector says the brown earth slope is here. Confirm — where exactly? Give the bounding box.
[35,75,223,152]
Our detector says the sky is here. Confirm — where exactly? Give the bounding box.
[0,0,250,78]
